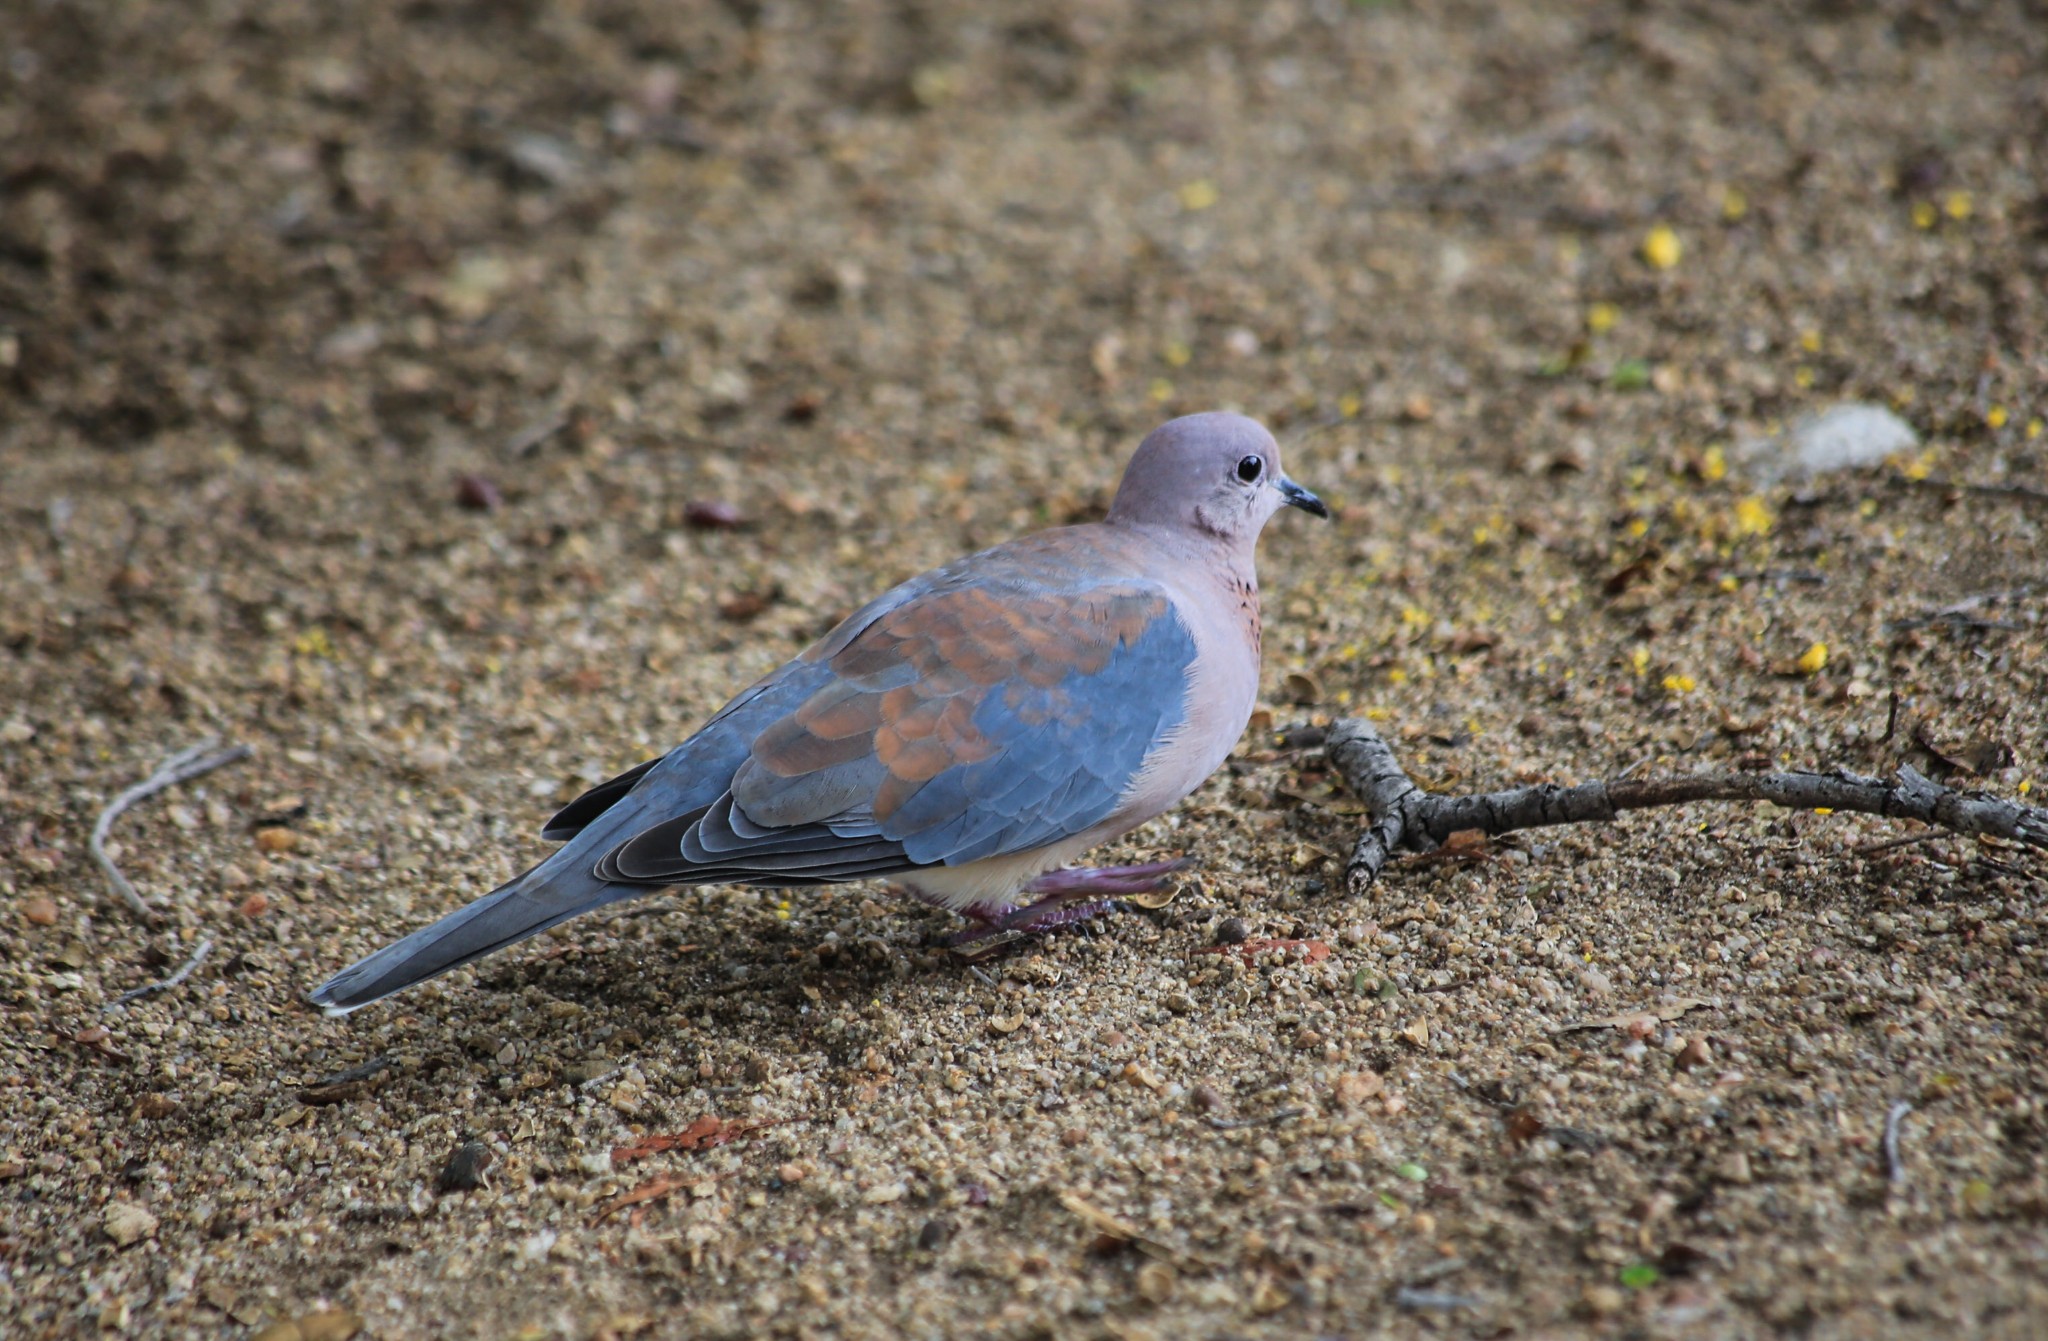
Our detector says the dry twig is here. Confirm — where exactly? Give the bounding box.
[105,936,214,1011]
[1325,718,2046,895]
[90,739,252,921]
[1883,1101,1913,1186]
[1206,1106,1305,1132]
[1885,583,2040,635]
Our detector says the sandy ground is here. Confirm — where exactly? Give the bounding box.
[4,2,2047,1337]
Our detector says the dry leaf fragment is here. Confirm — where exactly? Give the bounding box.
[1444,628,1499,654]
[1910,723,2015,777]
[1057,1190,1210,1271]
[609,1115,796,1167]
[1276,785,1367,816]
[592,1174,719,1223]
[1195,938,1332,966]
[716,588,777,622]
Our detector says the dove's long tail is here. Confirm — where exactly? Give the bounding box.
[307,806,652,1016]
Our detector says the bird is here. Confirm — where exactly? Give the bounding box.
[309,412,1326,1013]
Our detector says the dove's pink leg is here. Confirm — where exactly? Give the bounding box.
[1022,858,1190,899]
[947,858,1189,948]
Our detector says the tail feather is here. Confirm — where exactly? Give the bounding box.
[308,813,650,1016]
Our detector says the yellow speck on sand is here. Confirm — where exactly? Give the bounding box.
[1985,405,2007,429]
[1799,329,1822,353]
[1944,190,1973,221]
[1702,444,1728,481]
[1641,225,1681,270]
[1733,496,1774,537]
[1721,186,1748,221]
[1662,674,1696,693]
[2027,418,2043,440]
[1163,340,1191,367]
[1630,646,1650,677]
[1795,642,1828,675]
[1178,179,1219,211]
[1586,302,1619,334]
[1911,200,1937,229]
[1148,377,1173,402]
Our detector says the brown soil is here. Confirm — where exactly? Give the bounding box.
[4,2,2046,1338]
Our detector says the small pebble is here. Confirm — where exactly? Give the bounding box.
[1136,1261,1177,1304]
[684,499,748,529]
[1333,1071,1383,1106]
[103,1200,158,1247]
[454,473,502,511]
[297,1311,364,1341]
[1583,1285,1626,1317]
[437,1141,494,1193]
[254,826,300,854]
[1214,917,1250,946]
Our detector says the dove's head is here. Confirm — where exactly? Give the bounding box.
[1107,412,1328,544]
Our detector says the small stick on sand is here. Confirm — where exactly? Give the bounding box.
[1207,1107,1304,1132]
[1883,1101,1914,1186]
[1324,718,2047,895]
[90,739,251,921]
[105,936,214,1011]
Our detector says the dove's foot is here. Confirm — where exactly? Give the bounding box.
[1021,857,1191,899]
[946,895,1120,952]
[945,858,1191,953]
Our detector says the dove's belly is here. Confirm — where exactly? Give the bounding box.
[900,579,1260,913]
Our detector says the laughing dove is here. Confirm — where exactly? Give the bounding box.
[310,412,1326,1012]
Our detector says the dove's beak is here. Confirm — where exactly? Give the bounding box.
[1278,476,1329,519]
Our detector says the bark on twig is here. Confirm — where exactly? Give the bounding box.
[90,739,252,921]
[1325,717,2047,895]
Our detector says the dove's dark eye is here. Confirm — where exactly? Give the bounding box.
[1236,455,1265,483]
